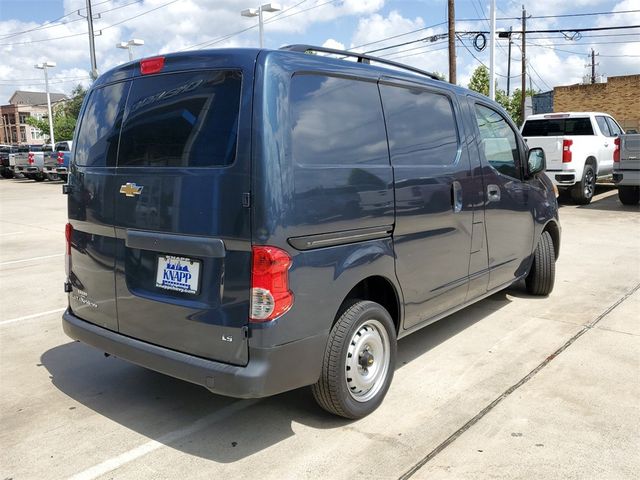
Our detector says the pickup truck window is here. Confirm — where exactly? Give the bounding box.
[474,104,520,179]
[595,116,612,137]
[605,117,623,137]
[522,118,594,136]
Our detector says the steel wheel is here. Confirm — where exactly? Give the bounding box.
[345,319,391,402]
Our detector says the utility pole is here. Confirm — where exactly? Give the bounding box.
[521,5,527,123]
[489,0,496,100]
[588,49,599,84]
[85,0,98,80]
[506,27,513,96]
[447,0,456,84]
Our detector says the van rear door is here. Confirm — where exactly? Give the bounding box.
[113,65,252,366]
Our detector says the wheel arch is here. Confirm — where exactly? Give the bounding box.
[542,220,561,260]
[585,155,598,174]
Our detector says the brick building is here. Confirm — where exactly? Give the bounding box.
[553,74,640,132]
[0,90,67,145]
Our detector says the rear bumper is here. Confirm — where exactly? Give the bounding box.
[62,309,327,399]
[546,170,576,187]
[613,170,640,186]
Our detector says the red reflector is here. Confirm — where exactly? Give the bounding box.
[562,139,573,163]
[250,246,293,322]
[57,152,64,164]
[140,56,165,75]
[613,137,621,163]
[65,222,73,255]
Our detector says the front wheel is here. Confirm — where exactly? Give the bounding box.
[571,164,596,204]
[526,231,556,296]
[312,300,397,419]
[618,186,640,205]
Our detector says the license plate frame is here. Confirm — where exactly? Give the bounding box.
[155,254,201,295]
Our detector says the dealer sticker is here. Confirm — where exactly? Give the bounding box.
[156,255,200,294]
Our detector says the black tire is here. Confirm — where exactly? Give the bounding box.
[46,173,59,181]
[312,300,397,419]
[1,169,14,179]
[571,164,596,204]
[33,173,46,182]
[618,186,640,205]
[526,231,556,296]
[59,174,68,183]
[557,188,571,203]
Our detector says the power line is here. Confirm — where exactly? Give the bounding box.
[351,21,447,50]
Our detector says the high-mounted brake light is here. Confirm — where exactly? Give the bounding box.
[65,222,73,279]
[562,139,573,163]
[250,246,293,322]
[57,151,64,165]
[613,137,621,163]
[140,56,165,75]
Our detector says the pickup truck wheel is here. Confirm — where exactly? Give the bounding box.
[618,186,640,205]
[526,231,556,296]
[59,174,68,182]
[571,164,595,204]
[33,173,46,182]
[312,300,396,419]
[1,170,14,179]
[46,173,59,181]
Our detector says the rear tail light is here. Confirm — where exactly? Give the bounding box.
[57,152,64,165]
[140,56,165,75]
[613,137,621,163]
[250,246,293,322]
[28,152,34,164]
[65,222,73,278]
[562,139,573,163]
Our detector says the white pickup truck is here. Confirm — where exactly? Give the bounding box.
[613,133,640,205]
[521,112,624,204]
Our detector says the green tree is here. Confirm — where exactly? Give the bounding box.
[25,83,87,143]
[468,65,490,97]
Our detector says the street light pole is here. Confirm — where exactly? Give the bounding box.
[34,61,56,146]
[116,39,145,61]
[489,0,496,100]
[241,3,281,48]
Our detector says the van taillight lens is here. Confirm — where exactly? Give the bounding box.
[65,222,73,277]
[613,137,621,163]
[562,139,573,163]
[57,152,64,164]
[140,56,165,75]
[28,152,34,164]
[250,246,293,322]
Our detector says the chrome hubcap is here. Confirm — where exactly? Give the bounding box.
[345,319,391,402]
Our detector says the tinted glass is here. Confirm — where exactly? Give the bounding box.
[30,146,43,152]
[380,85,458,166]
[605,117,623,136]
[75,81,130,167]
[475,104,520,179]
[55,142,70,151]
[595,116,611,136]
[42,145,52,153]
[522,118,594,136]
[290,74,388,166]
[118,70,241,168]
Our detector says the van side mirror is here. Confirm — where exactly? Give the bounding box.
[527,147,546,177]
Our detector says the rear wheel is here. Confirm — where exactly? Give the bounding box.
[59,174,68,183]
[46,173,59,181]
[526,231,556,296]
[312,300,396,419]
[571,164,596,204]
[557,188,571,203]
[33,172,46,182]
[618,186,640,205]
[1,169,14,179]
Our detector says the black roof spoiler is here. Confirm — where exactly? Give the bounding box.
[279,44,441,81]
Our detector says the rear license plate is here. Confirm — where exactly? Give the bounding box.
[155,255,201,294]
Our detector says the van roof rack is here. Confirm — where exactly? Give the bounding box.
[279,44,441,81]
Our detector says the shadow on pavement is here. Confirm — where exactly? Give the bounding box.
[41,285,530,463]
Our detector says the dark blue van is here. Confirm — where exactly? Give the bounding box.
[62,45,560,418]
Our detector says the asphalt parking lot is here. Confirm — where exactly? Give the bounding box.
[1,177,639,480]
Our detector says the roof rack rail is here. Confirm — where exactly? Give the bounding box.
[279,44,441,81]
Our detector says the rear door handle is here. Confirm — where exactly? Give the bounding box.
[451,181,463,213]
[487,184,501,202]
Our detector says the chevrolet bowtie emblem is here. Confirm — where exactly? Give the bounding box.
[119,182,143,197]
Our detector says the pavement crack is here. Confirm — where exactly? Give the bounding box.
[398,282,640,480]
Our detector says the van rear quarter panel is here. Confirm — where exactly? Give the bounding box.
[251,51,401,347]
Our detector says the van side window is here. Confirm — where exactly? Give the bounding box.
[74,81,130,167]
[118,70,242,168]
[379,84,458,166]
[290,75,388,166]
[595,116,612,137]
[474,104,520,179]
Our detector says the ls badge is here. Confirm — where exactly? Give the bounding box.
[120,182,143,197]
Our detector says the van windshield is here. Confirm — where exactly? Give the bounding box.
[117,70,242,168]
[522,118,594,136]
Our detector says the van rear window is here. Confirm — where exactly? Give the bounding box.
[522,118,594,136]
[117,70,242,168]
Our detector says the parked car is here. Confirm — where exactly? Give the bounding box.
[44,140,73,181]
[14,144,52,181]
[521,112,624,204]
[0,145,18,178]
[613,133,640,205]
[62,45,560,419]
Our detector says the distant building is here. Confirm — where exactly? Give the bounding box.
[0,90,68,145]
[532,91,554,115]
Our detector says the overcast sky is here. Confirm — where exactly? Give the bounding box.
[0,0,638,103]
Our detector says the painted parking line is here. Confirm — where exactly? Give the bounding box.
[0,231,24,237]
[0,307,66,327]
[0,253,63,267]
[69,399,260,480]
